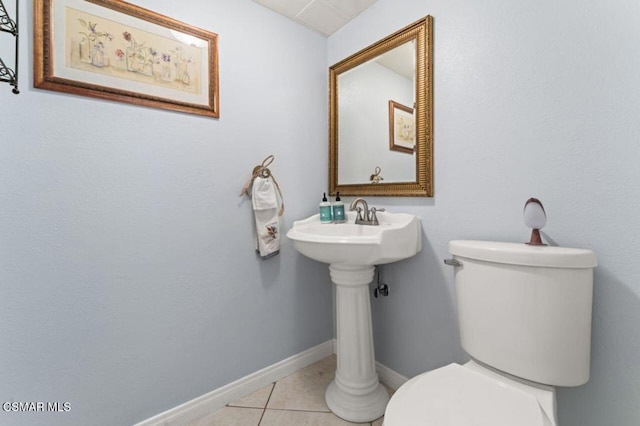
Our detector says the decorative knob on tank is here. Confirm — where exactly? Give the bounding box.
[523,198,547,246]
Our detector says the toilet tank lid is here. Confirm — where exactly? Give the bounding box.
[449,240,597,268]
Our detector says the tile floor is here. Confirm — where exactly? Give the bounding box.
[189,355,393,426]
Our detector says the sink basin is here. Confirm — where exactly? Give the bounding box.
[287,209,422,422]
[286,211,422,265]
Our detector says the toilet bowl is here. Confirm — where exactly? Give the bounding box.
[384,361,556,426]
[383,240,597,426]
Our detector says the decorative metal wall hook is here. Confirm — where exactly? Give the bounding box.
[0,0,19,94]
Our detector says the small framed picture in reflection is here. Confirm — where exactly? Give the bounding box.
[388,100,415,154]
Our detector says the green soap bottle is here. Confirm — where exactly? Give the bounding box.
[319,192,333,224]
[332,192,346,223]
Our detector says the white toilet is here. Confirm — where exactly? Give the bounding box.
[384,240,597,426]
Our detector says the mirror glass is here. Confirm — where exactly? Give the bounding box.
[329,16,433,197]
[338,41,416,185]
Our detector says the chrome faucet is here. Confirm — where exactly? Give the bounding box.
[349,198,385,225]
[349,198,369,223]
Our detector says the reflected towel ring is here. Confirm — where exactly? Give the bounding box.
[370,166,384,184]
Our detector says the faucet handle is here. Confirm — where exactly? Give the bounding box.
[370,207,385,225]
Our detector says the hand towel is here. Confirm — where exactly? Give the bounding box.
[252,175,280,259]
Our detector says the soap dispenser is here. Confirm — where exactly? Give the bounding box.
[332,192,346,223]
[319,192,333,224]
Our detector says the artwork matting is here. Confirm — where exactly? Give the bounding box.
[34,0,219,117]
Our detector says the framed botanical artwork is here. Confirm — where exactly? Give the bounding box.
[34,0,219,117]
[388,100,415,154]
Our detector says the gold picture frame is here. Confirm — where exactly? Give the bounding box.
[34,0,219,118]
[389,100,415,154]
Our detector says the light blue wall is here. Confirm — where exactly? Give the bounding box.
[330,1,640,425]
[0,1,331,425]
[3,0,640,425]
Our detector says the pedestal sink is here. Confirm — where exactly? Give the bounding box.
[286,210,422,422]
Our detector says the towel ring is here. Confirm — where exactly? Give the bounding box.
[251,155,274,178]
[240,154,284,216]
[253,165,271,178]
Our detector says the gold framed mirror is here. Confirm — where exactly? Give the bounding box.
[329,16,433,197]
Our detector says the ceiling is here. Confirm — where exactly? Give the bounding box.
[252,0,379,36]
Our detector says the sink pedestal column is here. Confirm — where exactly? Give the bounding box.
[325,264,389,423]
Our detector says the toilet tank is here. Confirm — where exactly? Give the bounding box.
[449,240,597,387]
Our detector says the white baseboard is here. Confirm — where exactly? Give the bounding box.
[135,338,408,426]
[376,360,408,391]
[134,340,334,426]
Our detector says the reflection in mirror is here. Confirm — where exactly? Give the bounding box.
[329,16,433,197]
[338,41,416,185]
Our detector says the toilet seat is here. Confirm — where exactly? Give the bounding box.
[384,363,550,426]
